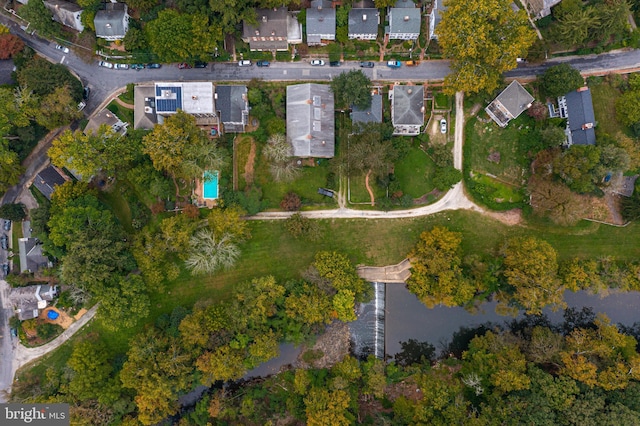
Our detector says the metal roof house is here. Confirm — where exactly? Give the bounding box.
[558,87,596,146]
[154,82,218,126]
[44,0,84,32]
[349,8,379,40]
[242,7,303,51]
[18,237,50,274]
[521,0,562,19]
[386,0,421,40]
[351,94,383,125]
[215,85,249,133]
[9,285,58,321]
[307,0,336,46]
[429,0,446,39]
[94,2,129,41]
[84,109,128,137]
[286,83,335,158]
[31,165,70,200]
[390,85,424,135]
[485,80,534,128]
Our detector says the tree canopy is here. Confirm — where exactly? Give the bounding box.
[329,70,372,109]
[540,64,584,99]
[438,0,536,94]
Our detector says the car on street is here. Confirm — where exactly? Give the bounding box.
[131,63,145,70]
[405,60,419,66]
[77,101,86,111]
[1,234,7,250]
[55,44,69,54]
[387,60,401,68]
[440,118,447,134]
[2,263,9,276]
[310,59,325,66]
[256,60,270,67]
[83,86,90,100]
[359,61,374,68]
[10,328,17,338]
[238,60,252,67]
[194,61,208,68]
[147,63,162,69]
[98,60,113,69]
[329,61,341,67]
[3,220,10,231]
[114,63,129,70]
[178,62,192,69]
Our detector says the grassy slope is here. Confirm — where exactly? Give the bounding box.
[590,80,625,137]
[394,146,436,198]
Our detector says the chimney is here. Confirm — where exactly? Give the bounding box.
[271,30,276,36]
[363,14,367,21]
[577,86,588,92]
[404,15,410,21]
[582,122,593,129]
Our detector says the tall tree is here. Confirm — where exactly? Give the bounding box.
[407,226,476,308]
[0,34,24,59]
[35,85,83,130]
[143,110,225,181]
[19,0,60,38]
[96,275,150,331]
[185,229,240,275]
[437,0,536,94]
[17,57,83,100]
[145,10,222,62]
[540,64,584,99]
[501,236,563,314]
[615,90,640,126]
[49,125,137,181]
[330,70,372,109]
[0,142,23,193]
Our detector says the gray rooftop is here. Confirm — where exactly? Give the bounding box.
[94,3,127,38]
[392,85,424,126]
[84,109,126,135]
[307,0,336,38]
[351,94,383,124]
[493,80,534,120]
[44,0,83,31]
[216,85,249,132]
[243,7,293,50]
[565,87,596,146]
[349,9,379,36]
[18,238,50,273]
[394,0,417,7]
[134,85,157,130]
[287,83,335,158]
[32,165,69,200]
[0,60,15,85]
[388,7,421,34]
[10,284,58,320]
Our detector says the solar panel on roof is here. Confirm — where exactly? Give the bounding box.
[155,86,183,113]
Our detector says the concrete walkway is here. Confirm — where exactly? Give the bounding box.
[357,259,412,283]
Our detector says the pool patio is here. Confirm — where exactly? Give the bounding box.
[194,170,219,208]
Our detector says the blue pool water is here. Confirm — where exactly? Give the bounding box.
[203,171,219,199]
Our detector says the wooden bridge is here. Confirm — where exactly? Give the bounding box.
[356,259,412,284]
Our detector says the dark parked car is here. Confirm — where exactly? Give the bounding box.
[131,63,145,70]
[256,60,270,67]
[1,234,7,250]
[178,62,192,69]
[194,61,208,68]
[82,86,90,100]
[3,220,10,231]
[147,63,162,69]
[359,61,374,68]
[317,188,334,198]
[2,263,9,275]
[329,61,341,67]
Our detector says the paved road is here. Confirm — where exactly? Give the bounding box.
[0,279,14,402]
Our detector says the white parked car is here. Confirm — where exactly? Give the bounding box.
[55,44,70,54]
[114,63,129,70]
[310,59,325,66]
[238,60,252,67]
[98,60,114,69]
[440,118,447,134]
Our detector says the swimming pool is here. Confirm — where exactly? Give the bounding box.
[203,171,219,199]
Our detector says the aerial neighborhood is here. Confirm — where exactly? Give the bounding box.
[2,0,640,424]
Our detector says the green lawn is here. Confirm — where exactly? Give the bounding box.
[236,135,254,191]
[118,84,134,105]
[470,173,525,204]
[107,101,134,126]
[466,116,528,186]
[348,173,385,204]
[98,182,133,233]
[394,146,436,198]
[589,79,627,137]
[256,156,334,209]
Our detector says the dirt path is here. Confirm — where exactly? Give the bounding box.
[365,169,375,206]
[243,140,256,186]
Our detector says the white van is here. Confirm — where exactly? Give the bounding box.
[238,60,252,67]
